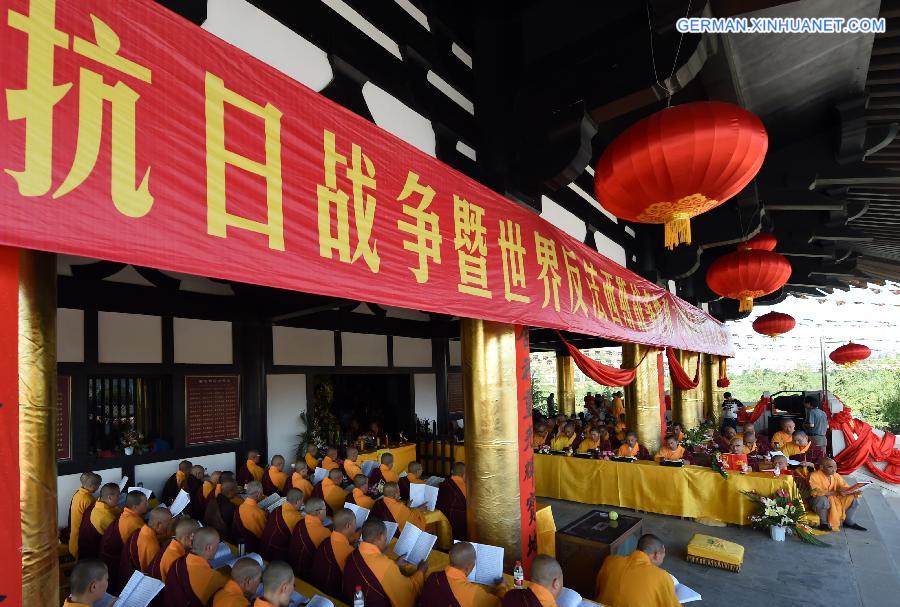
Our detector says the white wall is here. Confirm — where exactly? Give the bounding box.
[57,308,84,363]
[394,336,431,367]
[174,318,233,364]
[341,332,388,367]
[57,467,121,527]
[266,374,307,463]
[134,452,236,499]
[449,340,461,367]
[414,373,438,425]
[273,327,335,366]
[98,312,162,363]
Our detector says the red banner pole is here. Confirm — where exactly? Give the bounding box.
[515,325,537,575]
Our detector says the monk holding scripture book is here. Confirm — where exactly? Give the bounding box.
[810,458,868,532]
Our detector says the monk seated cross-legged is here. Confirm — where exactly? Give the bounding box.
[399,461,426,501]
[436,462,467,541]
[288,497,331,580]
[291,461,314,499]
[322,446,341,472]
[810,458,867,532]
[369,453,400,488]
[253,561,296,607]
[237,450,265,486]
[344,447,364,482]
[595,533,679,607]
[212,556,263,607]
[501,554,564,607]
[616,432,650,460]
[165,527,229,607]
[148,518,200,581]
[771,419,796,451]
[259,488,305,563]
[312,507,357,597]
[262,455,289,496]
[204,479,242,544]
[77,480,118,560]
[783,430,826,476]
[305,444,320,472]
[343,517,428,607]
[99,490,149,594]
[346,474,376,510]
[119,506,172,590]
[64,558,110,607]
[233,481,268,554]
[420,541,508,607]
[314,468,349,516]
[373,482,427,537]
[67,472,101,560]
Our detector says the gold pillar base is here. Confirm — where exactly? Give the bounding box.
[622,344,663,454]
[702,354,725,428]
[556,354,576,416]
[671,349,704,430]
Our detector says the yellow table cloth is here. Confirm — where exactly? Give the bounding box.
[536,502,556,557]
[358,443,417,474]
[534,454,796,526]
[423,509,454,550]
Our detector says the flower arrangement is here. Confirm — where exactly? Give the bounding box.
[119,425,144,449]
[680,421,716,451]
[743,488,829,546]
[711,451,729,479]
[536,444,551,454]
[596,450,614,460]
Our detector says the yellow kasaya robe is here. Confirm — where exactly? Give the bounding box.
[577,437,601,453]
[245,460,265,482]
[654,445,685,461]
[351,487,375,509]
[771,431,793,449]
[291,472,314,499]
[380,464,400,483]
[68,487,96,558]
[353,542,425,607]
[322,456,340,471]
[266,467,288,494]
[595,550,679,607]
[616,443,641,457]
[782,442,810,458]
[305,453,319,471]
[550,434,576,451]
[810,470,858,529]
[321,477,348,514]
[441,565,503,607]
[383,496,427,532]
[158,539,186,581]
[612,397,625,419]
[344,459,363,481]
[238,498,268,539]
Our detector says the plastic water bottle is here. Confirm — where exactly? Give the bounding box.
[353,585,365,606]
[513,561,524,589]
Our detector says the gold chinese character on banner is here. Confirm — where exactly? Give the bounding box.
[453,196,491,298]
[206,73,284,250]
[599,269,622,324]
[534,232,561,312]
[316,130,380,272]
[498,220,530,303]
[397,172,442,283]
[563,248,589,317]
[5,0,153,216]
[582,260,608,320]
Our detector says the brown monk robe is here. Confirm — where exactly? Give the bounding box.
[322,446,341,471]
[67,472,101,559]
[214,471,235,498]
[783,430,826,478]
[205,480,243,543]
[771,419,796,451]
[237,450,265,486]
[436,462,467,540]
[343,517,428,607]
[305,445,320,472]
[191,469,220,521]
[119,507,172,590]
[399,462,426,502]
[64,558,110,607]
[261,455,289,496]
[346,474,376,510]
[369,453,400,487]
[419,541,507,607]
[148,518,200,581]
[165,527,229,607]
[162,460,193,505]
[212,557,264,607]
[78,483,121,559]
[259,489,305,562]
[374,482,427,536]
[234,481,268,553]
[501,555,564,607]
[312,508,357,597]
[288,496,331,579]
[254,561,296,607]
[595,534,679,607]
[100,491,149,593]
[291,461,315,499]
[344,447,364,481]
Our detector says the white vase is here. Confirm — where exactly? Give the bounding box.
[770,525,786,541]
[124,446,134,456]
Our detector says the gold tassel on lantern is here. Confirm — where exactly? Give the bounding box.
[739,297,754,313]
[664,213,692,250]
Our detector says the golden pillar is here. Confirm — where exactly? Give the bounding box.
[702,354,725,428]
[622,344,663,454]
[555,354,576,416]
[671,349,704,430]
[19,251,58,605]
[461,319,523,570]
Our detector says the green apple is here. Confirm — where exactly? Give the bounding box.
[608,510,619,521]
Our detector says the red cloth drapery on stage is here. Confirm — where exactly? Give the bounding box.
[557,333,651,387]
[737,396,770,425]
[666,348,700,390]
[826,396,900,484]
[716,356,730,388]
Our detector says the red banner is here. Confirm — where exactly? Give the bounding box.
[0,0,732,355]
[515,326,537,575]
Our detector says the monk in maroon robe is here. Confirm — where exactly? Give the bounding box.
[77,502,103,559]
[419,542,507,607]
[288,497,331,579]
[164,528,228,607]
[236,450,265,486]
[203,480,240,543]
[161,460,192,506]
[436,462,467,541]
[501,555,564,606]
[118,507,171,591]
[311,508,357,597]
[100,492,149,593]
[259,489,304,562]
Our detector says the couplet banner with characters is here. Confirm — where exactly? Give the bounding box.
[0,0,732,355]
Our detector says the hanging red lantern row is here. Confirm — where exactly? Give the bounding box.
[740,232,777,251]
[706,234,792,313]
[593,101,768,249]
[829,343,871,366]
[752,311,796,337]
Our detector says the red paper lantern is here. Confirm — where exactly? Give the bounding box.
[593,101,768,249]
[706,250,792,313]
[829,343,871,366]
[752,311,796,338]
[740,232,777,251]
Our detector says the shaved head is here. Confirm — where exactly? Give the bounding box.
[305,497,326,517]
[285,488,304,506]
[82,472,102,490]
[332,508,356,534]
[247,450,260,459]
[354,474,369,488]
[383,482,400,498]
[70,558,108,595]
[346,447,358,459]
[408,462,423,476]
[271,455,285,467]
[125,490,148,510]
[381,453,394,465]
[262,560,295,589]
[99,483,120,501]
[245,480,263,497]
[328,468,343,482]
[175,518,201,541]
[361,517,387,544]
[148,506,172,527]
[530,555,563,587]
[221,480,239,498]
[179,460,192,472]
[219,471,235,482]
[637,533,667,565]
[452,462,465,477]
[192,527,220,554]
[294,461,309,473]
[231,557,263,583]
[191,465,205,479]
[449,542,476,570]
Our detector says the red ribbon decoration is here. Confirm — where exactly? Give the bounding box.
[737,396,770,425]
[716,355,730,388]
[557,332,651,387]
[665,347,700,390]
[825,395,900,484]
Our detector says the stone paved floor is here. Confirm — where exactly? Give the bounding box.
[542,478,900,607]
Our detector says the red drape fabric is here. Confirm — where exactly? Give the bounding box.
[825,396,900,483]
[716,355,730,388]
[665,348,700,390]
[737,396,770,425]
[557,333,650,387]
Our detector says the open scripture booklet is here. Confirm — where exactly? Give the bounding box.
[383,521,399,541]
[671,574,701,603]
[208,542,238,569]
[360,459,379,477]
[409,483,439,511]
[169,489,191,517]
[127,486,154,500]
[312,467,329,485]
[556,587,602,607]
[344,503,371,529]
[453,541,504,585]
[257,492,286,512]
[393,523,438,564]
[95,571,164,607]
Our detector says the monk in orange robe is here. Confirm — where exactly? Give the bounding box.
[655,435,687,462]
[342,518,427,607]
[237,450,265,486]
[399,461,426,501]
[162,460,193,505]
[119,507,171,588]
[577,428,605,453]
[721,438,750,473]
[501,555,564,607]
[259,488,305,563]
[346,474,376,509]
[304,444,320,472]
[291,461,314,499]
[595,534,679,607]
[612,391,626,418]
[64,559,110,607]
[100,490,149,593]
[320,468,349,515]
[670,423,685,443]
[262,455,289,495]
[783,430,826,475]
[212,557,263,607]
[343,446,364,481]
[810,458,867,532]
[374,482,427,535]
[532,423,550,448]
[614,415,628,443]
[771,419,796,450]
[616,432,650,460]
[369,452,400,487]
[288,496,331,579]
[78,483,121,559]
[235,481,268,553]
[164,527,229,606]
[550,423,577,451]
[421,541,507,606]
[436,462,468,541]
[322,446,341,471]
[312,507,357,596]
[148,518,200,581]
[67,472,100,559]
[254,561,295,607]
